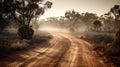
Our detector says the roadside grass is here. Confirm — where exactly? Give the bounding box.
[0,31,52,54]
[76,31,120,66]
[0,34,29,53]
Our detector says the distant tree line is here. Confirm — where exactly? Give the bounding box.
[39,8,118,33]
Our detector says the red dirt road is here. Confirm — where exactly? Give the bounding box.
[0,32,114,67]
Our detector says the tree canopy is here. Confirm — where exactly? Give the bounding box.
[110,5,120,19]
[65,10,80,21]
[110,5,120,31]
[93,20,102,32]
[0,0,52,31]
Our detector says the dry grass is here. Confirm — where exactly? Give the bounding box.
[0,37,29,53]
[0,31,52,53]
[79,32,120,66]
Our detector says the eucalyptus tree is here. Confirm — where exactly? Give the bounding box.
[110,5,120,50]
[65,10,81,31]
[0,0,52,39]
[110,5,120,31]
[99,13,114,32]
[80,12,98,31]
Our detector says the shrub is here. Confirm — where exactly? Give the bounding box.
[18,25,34,40]
[112,28,120,49]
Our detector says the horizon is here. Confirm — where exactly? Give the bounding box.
[39,0,120,20]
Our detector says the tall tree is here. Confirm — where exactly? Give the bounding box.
[99,13,114,32]
[110,5,120,50]
[65,10,80,31]
[80,12,98,31]
[0,0,52,39]
[110,5,120,31]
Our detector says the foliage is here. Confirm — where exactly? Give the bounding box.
[99,13,114,32]
[65,10,80,21]
[81,12,98,24]
[113,29,120,49]
[110,5,120,47]
[110,5,120,30]
[93,20,102,32]
[0,0,52,30]
[81,12,98,31]
[0,0,52,39]
[18,25,34,39]
[38,11,99,32]
[65,10,98,32]
[110,5,120,19]
[65,10,81,31]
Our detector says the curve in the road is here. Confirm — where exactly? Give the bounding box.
[0,32,114,67]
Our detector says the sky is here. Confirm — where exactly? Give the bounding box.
[40,0,120,19]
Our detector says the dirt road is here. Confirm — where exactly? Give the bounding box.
[0,31,113,67]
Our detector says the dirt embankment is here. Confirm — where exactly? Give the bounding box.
[78,32,120,67]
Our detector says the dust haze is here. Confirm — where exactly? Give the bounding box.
[0,0,120,67]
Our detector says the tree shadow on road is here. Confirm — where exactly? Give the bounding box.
[0,32,53,66]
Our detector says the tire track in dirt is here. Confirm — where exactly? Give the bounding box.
[0,32,114,67]
[16,33,62,67]
[30,32,71,67]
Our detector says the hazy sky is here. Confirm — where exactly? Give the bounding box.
[40,0,120,19]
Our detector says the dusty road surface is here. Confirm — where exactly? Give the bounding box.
[0,31,114,67]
